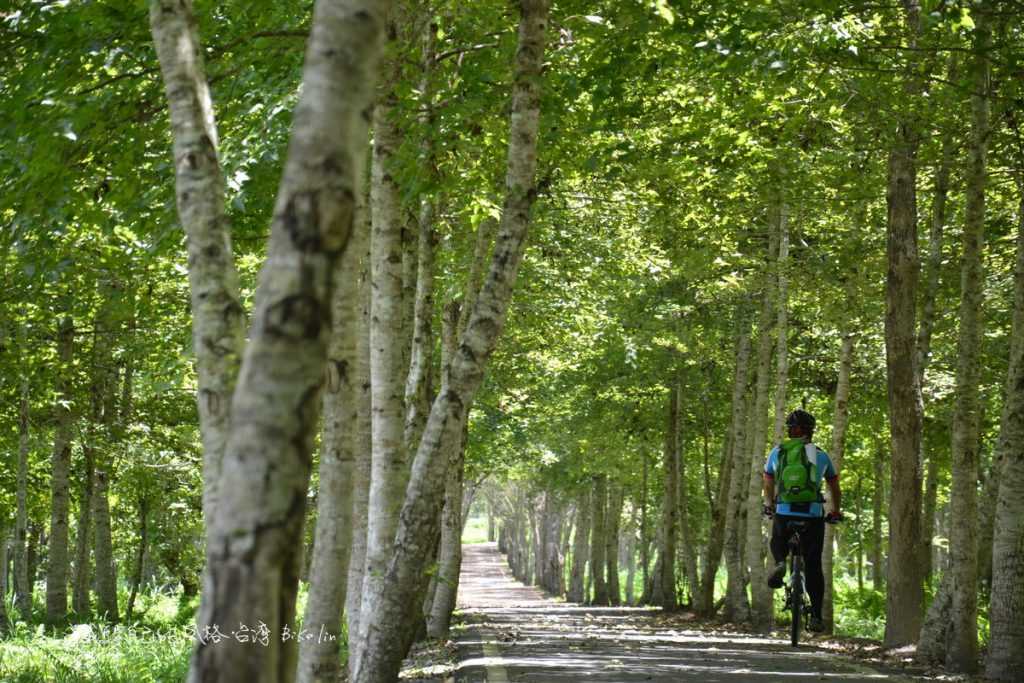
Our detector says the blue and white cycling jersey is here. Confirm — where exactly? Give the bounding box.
[764,443,838,518]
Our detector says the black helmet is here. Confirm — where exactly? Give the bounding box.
[785,409,816,433]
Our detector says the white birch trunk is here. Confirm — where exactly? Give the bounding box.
[723,321,752,622]
[658,388,679,611]
[823,333,854,632]
[986,184,1024,682]
[771,203,790,445]
[567,490,590,603]
[605,484,622,605]
[296,198,366,683]
[745,217,780,631]
[360,27,410,642]
[945,10,989,670]
[45,316,74,625]
[345,197,373,645]
[674,377,700,606]
[14,377,31,616]
[149,0,246,527]
[590,476,609,604]
[186,2,387,681]
[883,0,926,648]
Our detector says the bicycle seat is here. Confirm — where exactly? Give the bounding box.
[785,520,810,532]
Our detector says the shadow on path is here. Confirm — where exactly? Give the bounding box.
[452,543,916,683]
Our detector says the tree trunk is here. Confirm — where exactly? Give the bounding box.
[14,378,31,617]
[625,510,637,605]
[677,449,700,607]
[296,193,365,683]
[348,4,549,677]
[568,490,590,603]
[0,523,9,636]
[92,469,119,622]
[360,17,412,646]
[93,285,124,625]
[640,453,649,594]
[883,0,926,648]
[45,316,74,626]
[984,174,1024,682]
[605,484,623,606]
[657,387,679,611]
[590,475,609,605]
[722,320,753,622]
[917,94,955,583]
[872,441,885,592]
[425,431,465,638]
[944,11,990,671]
[771,202,790,445]
[345,197,373,645]
[542,495,565,597]
[149,0,246,529]
[72,444,94,617]
[696,435,733,617]
[823,334,855,633]
[126,498,149,621]
[745,215,780,631]
[185,2,388,680]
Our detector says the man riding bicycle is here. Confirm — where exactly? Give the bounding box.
[762,409,842,633]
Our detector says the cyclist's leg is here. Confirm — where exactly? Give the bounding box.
[802,517,826,618]
[767,514,791,588]
[770,514,790,563]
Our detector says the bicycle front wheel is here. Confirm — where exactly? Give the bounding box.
[790,557,803,647]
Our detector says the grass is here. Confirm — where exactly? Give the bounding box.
[0,582,324,682]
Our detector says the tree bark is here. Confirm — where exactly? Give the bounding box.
[675,377,700,607]
[590,475,609,605]
[126,497,149,621]
[883,0,926,648]
[345,196,373,646]
[185,2,388,681]
[348,4,549,677]
[425,428,465,638]
[72,443,94,617]
[823,333,855,633]
[945,10,990,670]
[605,484,623,605]
[14,377,32,616]
[360,14,412,646]
[296,192,366,683]
[771,202,790,445]
[568,490,590,603]
[45,316,74,626]
[696,435,733,617]
[657,386,679,611]
[723,319,753,623]
[149,0,246,529]
[872,441,885,592]
[984,179,1024,682]
[745,215,780,631]
[93,285,124,625]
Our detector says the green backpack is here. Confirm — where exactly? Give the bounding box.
[776,438,821,504]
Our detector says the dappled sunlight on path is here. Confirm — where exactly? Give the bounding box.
[451,543,916,682]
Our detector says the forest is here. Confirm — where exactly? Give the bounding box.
[1,0,1023,681]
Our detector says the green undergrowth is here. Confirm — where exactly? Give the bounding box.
[0,583,329,682]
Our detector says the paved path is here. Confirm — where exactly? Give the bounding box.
[451,543,916,683]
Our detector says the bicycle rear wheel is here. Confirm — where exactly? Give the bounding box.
[790,556,803,647]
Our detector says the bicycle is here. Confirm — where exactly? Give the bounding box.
[764,508,842,647]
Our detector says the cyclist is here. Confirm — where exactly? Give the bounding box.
[762,409,842,633]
